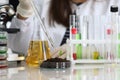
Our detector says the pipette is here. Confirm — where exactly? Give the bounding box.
[29,0,55,49]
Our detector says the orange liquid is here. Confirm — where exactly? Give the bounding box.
[26,40,51,67]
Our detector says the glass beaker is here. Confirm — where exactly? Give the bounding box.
[26,40,51,67]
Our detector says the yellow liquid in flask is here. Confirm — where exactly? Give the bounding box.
[26,41,51,67]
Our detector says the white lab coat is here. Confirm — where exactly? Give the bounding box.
[8,0,120,55]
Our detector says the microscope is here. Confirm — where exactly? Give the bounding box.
[0,0,20,33]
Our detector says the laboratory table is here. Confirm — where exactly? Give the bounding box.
[1,61,120,80]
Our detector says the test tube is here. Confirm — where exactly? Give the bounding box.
[70,11,77,40]
[75,15,82,59]
[105,20,112,60]
[92,16,101,60]
[110,5,119,61]
[70,11,77,60]
[82,16,91,59]
[117,16,120,59]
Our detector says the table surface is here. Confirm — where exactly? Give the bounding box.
[1,61,120,80]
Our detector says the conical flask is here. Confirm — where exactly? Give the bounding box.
[26,28,51,67]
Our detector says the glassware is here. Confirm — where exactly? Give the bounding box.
[0,24,8,68]
[26,40,51,67]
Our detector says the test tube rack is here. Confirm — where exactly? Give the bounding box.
[68,15,120,64]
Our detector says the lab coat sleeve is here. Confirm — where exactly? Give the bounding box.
[8,16,36,55]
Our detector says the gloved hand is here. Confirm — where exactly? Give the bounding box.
[51,44,68,59]
[17,0,34,17]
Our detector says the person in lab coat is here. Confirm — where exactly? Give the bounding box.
[8,0,120,58]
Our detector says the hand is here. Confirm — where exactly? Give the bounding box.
[51,44,68,59]
[17,0,34,18]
